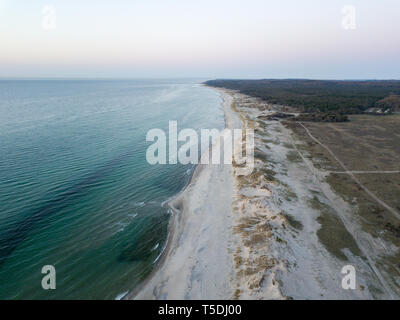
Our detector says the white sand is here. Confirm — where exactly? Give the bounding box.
[132,90,240,299]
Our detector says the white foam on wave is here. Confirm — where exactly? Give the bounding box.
[114,213,138,233]
[133,201,145,207]
[151,243,159,251]
[116,221,129,233]
[114,291,129,300]
[153,251,163,264]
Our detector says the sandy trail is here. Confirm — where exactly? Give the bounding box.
[298,122,400,220]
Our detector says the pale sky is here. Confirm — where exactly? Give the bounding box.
[0,0,399,79]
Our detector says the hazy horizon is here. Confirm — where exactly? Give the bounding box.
[1,77,400,81]
[1,0,399,79]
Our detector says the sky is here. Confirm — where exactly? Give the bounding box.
[0,0,399,79]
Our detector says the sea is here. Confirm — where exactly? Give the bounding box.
[0,79,224,299]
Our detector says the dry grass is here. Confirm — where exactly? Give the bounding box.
[285,114,400,266]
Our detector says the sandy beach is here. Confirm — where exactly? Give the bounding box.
[130,87,399,300]
[130,89,241,299]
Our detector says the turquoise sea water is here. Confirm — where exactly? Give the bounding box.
[0,79,224,299]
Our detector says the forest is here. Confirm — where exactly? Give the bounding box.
[205,79,400,115]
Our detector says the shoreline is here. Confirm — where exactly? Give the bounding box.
[215,89,397,299]
[128,87,240,299]
[129,85,399,300]
[124,163,206,299]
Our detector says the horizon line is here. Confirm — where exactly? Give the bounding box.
[1,77,400,81]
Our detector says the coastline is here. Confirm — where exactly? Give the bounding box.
[129,86,398,300]
[128,87,240,299]
[213,89,397,299]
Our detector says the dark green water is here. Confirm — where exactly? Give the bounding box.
[0,79,223,299]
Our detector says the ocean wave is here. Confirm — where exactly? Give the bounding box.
[132,201,145,207]
[114,291,128,300]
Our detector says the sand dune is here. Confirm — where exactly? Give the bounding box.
[131,88,397,300]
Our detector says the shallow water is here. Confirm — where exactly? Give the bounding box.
[0,79,223,299]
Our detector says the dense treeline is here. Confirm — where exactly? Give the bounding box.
[204,79,400,114]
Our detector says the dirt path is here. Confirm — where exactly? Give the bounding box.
[297,122,400,220]
[291,121,397,298]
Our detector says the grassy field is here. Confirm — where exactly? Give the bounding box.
[284,115,400,246]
